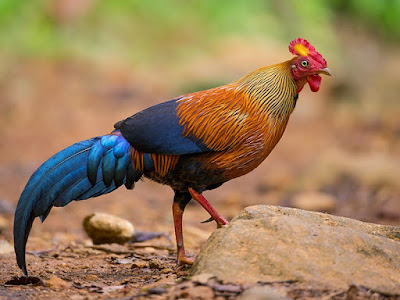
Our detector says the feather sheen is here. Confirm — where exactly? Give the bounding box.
[13,131,141,275]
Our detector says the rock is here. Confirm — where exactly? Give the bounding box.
[0,240,14,254]
[191,205,400,294]
[290,191,336,212]
[83,212,135,244]
[44,276,69,289]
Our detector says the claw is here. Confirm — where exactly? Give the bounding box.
[175,255,195,271]
[201,216,214,224]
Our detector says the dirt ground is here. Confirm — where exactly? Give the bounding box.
[1,37,400,299]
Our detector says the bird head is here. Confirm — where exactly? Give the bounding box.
[289,38,331,93]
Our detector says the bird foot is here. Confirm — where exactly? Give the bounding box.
[188,188,229,227]
[175,256,195,271]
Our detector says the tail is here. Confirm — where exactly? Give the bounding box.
[14,130,143,276]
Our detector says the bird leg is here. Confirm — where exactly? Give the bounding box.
[172,199,194,267]
[188,188,228,228]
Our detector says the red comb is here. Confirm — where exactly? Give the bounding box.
[288,38,326,66]
[289,38,315,56]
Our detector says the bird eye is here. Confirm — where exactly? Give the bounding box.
[301,60,309,67]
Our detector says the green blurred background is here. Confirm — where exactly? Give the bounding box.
[1,0,400,61]
[1,0,400,230]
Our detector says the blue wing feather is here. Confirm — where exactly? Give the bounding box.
[115,153,131,186]
[102,150,117,187]
[14,131,142,276]
[87,140,106,185]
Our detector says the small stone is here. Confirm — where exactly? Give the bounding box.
[131,261,148,269]
[291,191,336,212]
[44,276,69,289]
[84,274,98,281]
[148,259,163,269]
[83,212,135,244]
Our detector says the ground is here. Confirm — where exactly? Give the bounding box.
[0,38,399,299]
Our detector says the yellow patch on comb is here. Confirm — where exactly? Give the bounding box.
[293,43,309,57]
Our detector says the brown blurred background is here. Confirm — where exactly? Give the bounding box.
[0,0,400,254]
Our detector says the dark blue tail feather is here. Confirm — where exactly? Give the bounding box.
[13,131,142,276]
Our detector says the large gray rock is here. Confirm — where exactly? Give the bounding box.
[191,205,400,294]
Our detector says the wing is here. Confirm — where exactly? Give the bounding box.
[117,99,214,155]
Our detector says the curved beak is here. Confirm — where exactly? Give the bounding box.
[318,67,332,76]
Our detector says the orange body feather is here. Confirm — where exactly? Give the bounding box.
[130,150,180,176]
[175,59,298,180]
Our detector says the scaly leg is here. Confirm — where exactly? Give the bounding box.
[188,188,229,228]
[172,192,194,267]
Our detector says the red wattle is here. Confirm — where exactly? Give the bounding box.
[307,75,322,92]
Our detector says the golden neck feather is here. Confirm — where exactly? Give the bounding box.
[234,59,298,119]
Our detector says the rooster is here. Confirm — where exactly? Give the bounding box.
[14,38,331,275]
